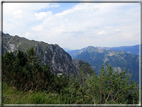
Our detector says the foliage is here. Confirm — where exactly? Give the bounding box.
[2,48,139,104]
[2,48,69,93]
[76,62,94,102]
[85,63,139,104]
[26,47,41,66]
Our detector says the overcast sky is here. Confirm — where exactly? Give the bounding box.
[3,3,140,50]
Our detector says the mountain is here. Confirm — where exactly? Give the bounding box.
[67,46,139,83]
[2,32,91,77]
[2,32,140,83]
[67,47,110,59]
[67,44,140,59]
[108,45,140,55]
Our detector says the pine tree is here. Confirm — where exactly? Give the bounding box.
[16,50,27,66]
[26,47,41,66]
[2,51,16,83]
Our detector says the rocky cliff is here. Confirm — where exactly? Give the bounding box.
[2,33,91,76]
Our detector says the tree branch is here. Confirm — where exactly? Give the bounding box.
[105,89,112,103]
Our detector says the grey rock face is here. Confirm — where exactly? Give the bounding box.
[2,33,91,77]
[8,44,17,52]
[35,44,87,76]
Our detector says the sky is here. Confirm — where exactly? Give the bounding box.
[3,2,140,50]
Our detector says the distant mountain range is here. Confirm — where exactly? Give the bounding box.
[2,32,140,84]
[108,45,140,55]
[67,46,140,83]
[67,44,140,58]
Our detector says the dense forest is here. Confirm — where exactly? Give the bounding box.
[2,48,139,104]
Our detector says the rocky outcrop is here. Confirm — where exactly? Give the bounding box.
[35,44,91,76]
[38,44,77,76]
[2,32,90,77]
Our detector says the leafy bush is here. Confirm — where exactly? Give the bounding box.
[85,63,139,104]
[2,48,139,104]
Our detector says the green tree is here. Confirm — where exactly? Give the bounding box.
[76,62,95,102]
[26,47,41,66]
[2,52,16,83]
[63,71,79,98]
[2,48,52,92]
[16,50,27,66]
[86,63,139,104]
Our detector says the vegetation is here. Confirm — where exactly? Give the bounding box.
[2,48,139,104]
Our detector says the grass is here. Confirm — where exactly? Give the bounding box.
[2,82,139,104]
[3,82,63,104]
[3,82,82,104]
[3,82,86,104]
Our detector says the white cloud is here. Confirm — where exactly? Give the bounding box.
[115,29,120,32]
[3,3,25,15]
[13,10,23,18]
[55,9,73,17]
[22,32,36,40]
[3,3,140,49]
[34,11,52,20]
[97,31,107,35]
[3,3,58,37]
[50,3,60,8]
[31,24,43,31]
[14,9,23,15]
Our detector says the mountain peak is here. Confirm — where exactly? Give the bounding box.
[67,45,139,83]
[2,32,91,77]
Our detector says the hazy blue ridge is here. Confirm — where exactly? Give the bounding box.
[67,46,140,84]
[108,44,141,56]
